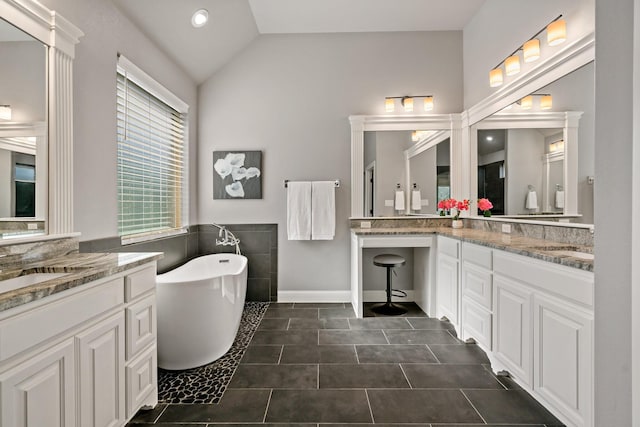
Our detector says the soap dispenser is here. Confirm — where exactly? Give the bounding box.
[394,183,405,215]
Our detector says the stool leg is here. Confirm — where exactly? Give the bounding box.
[372,265,407,316]
[386,267,393,304]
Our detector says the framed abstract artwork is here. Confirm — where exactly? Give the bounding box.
[213,150,262,199]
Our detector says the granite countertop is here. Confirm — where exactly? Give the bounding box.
[352,226,593,272]
[0,252,163,313]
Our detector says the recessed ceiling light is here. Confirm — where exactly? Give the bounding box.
[191,9,209,28]
[486,136,494,142]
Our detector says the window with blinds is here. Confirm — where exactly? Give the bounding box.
[117,56,188,241]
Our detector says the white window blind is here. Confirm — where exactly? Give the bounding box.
[117,56,188,241]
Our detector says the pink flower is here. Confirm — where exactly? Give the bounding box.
[478,198,493,211]
[456,199,470,212]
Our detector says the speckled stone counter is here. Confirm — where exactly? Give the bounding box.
[351,226,593,272]
[0,252,163,312]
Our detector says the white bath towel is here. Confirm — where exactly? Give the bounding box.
[555,190,565,209]
[394,189,405,211]
[411,189,422,211]
[525,190,538,210]
[287,181,312,240]
[311,181,336,240]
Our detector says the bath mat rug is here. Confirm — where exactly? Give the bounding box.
[157,301,269,404]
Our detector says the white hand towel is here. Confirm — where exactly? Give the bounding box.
[311,181,336,240]
[525,190,538,210]
[555,190,565,209]
[394,189,405,211]
[287,181,312,240]
[411,189,422,211]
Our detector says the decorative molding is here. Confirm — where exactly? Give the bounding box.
[467,32,595,126]
[277,291,351,303]
[1,0,83,239]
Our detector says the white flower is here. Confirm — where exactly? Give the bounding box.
[214,158,232,178]
[231,167,247,181]
[225,181,245,197]
[225,153,245,168]
[245,167,261,179]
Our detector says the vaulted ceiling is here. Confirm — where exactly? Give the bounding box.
[111,0,486,84]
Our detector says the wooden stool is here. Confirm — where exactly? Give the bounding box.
[372,254,407,315]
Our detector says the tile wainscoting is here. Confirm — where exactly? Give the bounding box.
[79,223,278,302]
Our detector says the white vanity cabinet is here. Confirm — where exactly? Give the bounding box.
[460,242,493,351]
[436,236,460,329]
[493,250,594,427]
[0,262,158,427]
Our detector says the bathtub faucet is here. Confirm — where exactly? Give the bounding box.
[211,223,241,255]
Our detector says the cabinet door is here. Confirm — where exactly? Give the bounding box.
[534,295,593,427]
[437,253,459,326]
[493,275,533,387]
[0,338,76,427]
[77,313,125,427]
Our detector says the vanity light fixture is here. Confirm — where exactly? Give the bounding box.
[488,15,566,87]
[486,135,494,142]
[411,131,419,142]
[384,95,434,113]
[540,94,553,110]
[520,95,533,110]
[516,93,552,110]
[191,9,209,28]
[0,105,11,121]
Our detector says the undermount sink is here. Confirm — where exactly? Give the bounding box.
[0,273,70,294]
[548,250,594,261]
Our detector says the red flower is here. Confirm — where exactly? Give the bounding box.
[478,198,493,211]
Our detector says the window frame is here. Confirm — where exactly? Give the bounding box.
[117,55,189,244]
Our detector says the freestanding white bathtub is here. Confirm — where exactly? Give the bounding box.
[156,253,248,370]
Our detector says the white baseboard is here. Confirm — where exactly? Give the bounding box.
[277,290,351,303]
[363,290,415,302]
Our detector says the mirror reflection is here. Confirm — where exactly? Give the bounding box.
[0,18,47,238]
[473,61,594,224]
[363,130,450,217]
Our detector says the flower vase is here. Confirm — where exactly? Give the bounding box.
[451,219,464,229]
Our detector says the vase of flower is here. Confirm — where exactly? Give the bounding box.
[451,219,464,229]
[438,198,469,228]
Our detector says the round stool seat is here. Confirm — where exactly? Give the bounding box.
[373,254,406,268]
[372,254,407,316]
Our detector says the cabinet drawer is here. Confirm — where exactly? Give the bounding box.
[0,277,124,361]
[125,266,157,302]
[126,294,156,359]
[126,344,157,419]
[462,242,492,269]
[462,299,492,350]
[462,263,492,310]
[438,236,460,258]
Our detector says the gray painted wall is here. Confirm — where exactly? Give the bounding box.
[40,0,198,242]
[0,149,10,217]
[409,146,437,213]
[463,0,595,109]
[375,131,410,217]
[0,41,46,122]
[198,31,463,293]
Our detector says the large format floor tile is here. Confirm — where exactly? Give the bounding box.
[128,302,565,427]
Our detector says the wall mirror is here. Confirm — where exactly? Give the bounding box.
[350,114,461,218]
[469,61,594,224]
[0,18,47,239]
[363,130,450,217]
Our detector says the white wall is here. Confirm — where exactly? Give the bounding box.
[39,0,198,241]
[198,31,463,293]
[463,0,595,110]
[506,129,545,214]
[594,0,635,424]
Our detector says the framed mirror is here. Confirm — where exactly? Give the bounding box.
[469,61,594,224]
[350,114,461,218]
[0,18,47,238]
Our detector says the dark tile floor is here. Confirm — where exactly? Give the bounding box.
[128,302,565,426]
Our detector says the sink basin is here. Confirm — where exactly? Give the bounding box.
[549,250,594,261]
[0,273,70,294]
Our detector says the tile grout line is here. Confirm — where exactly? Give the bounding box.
[398,363,413,389]
[364,388,376,423]
[425,344,441,364]
[381,329,391,344]
[354,344,360,364]
[262,388,273,423]
[277,345,284,364]
[317,363,320,389]
[151,404,168,424]
[460,388,488,424]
